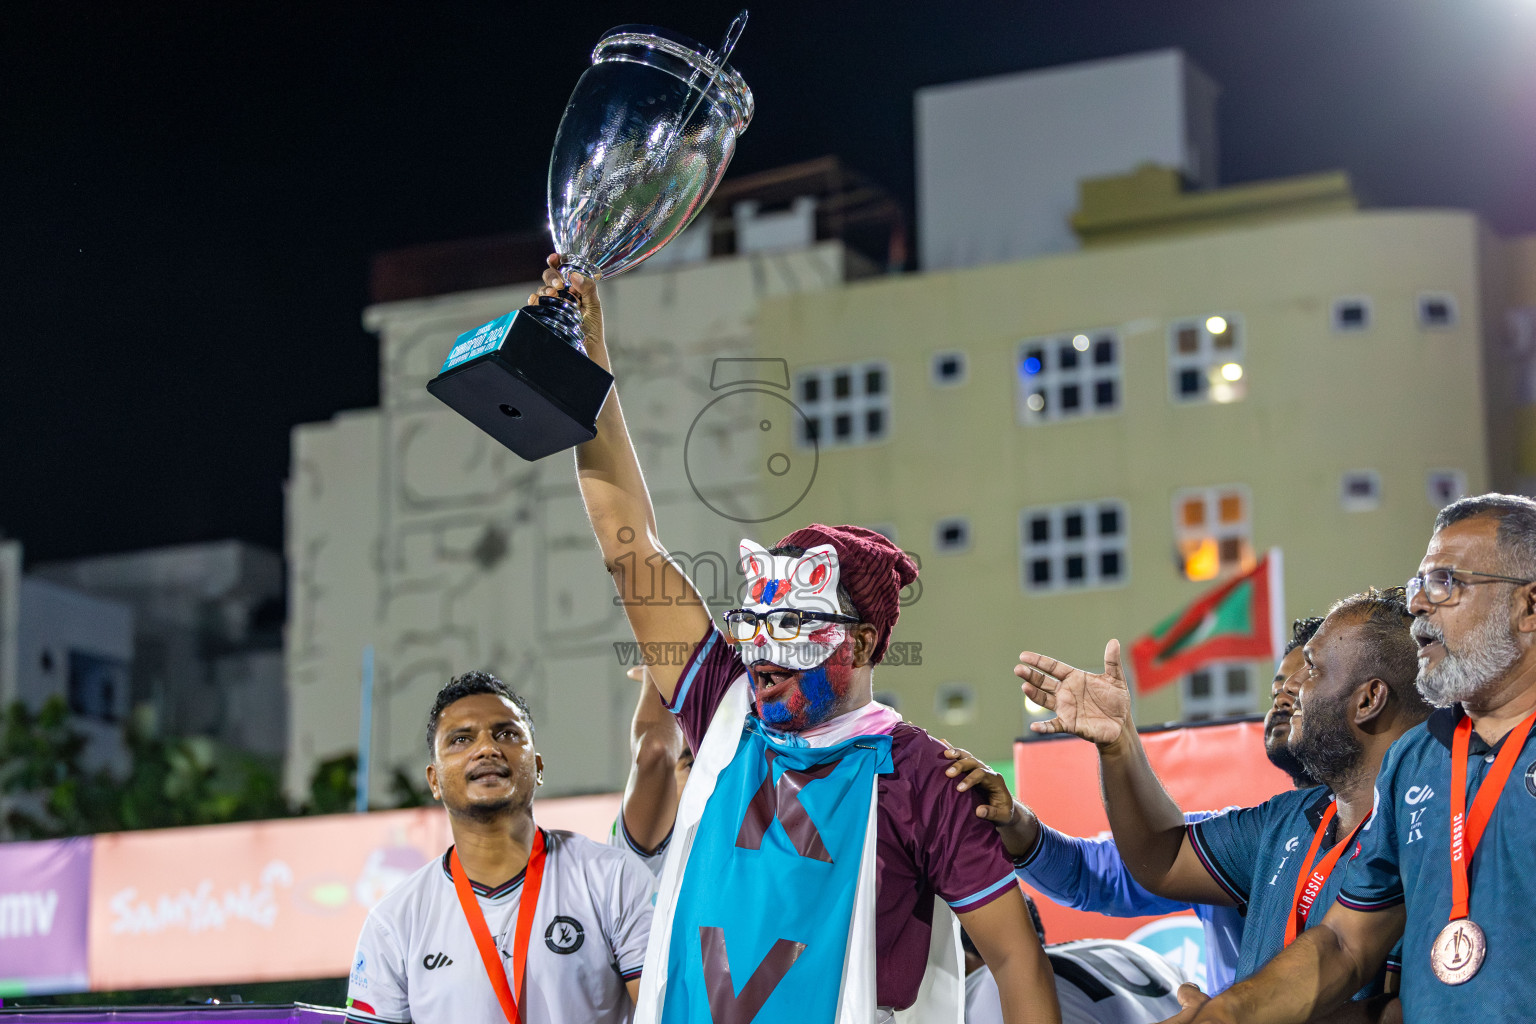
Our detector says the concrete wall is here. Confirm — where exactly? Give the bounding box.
[751,210,1493,757]
[916,50,1218,270]
[285,244,852,801]
[15,576,134,772]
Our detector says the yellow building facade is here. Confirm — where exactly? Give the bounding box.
[748,205,1536,757]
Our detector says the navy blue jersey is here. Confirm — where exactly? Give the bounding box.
[1188,787,1399,991]
[1339,708,1536,1022]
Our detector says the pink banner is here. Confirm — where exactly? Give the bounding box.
[85,794,619,991]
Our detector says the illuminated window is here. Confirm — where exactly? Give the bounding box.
[1169,314,1245,405]
[1172,484,1254,581]
[1017,329,1121,424]
[1182,662,1257,721]
[797,361,891,448]
[1021,499,1129,593]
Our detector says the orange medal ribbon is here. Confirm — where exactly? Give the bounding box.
[1447,710,1536,923]
[450,829,548,1024]
[1284,799,1368,946]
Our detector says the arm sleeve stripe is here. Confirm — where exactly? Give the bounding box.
[1186,823,1248,909]
[618,815,672,857]
[620,965,644,980]
[948,871,1017,911]
[1013,823,1048,871]
[1335,891,1405,912]
[667,628,718,713]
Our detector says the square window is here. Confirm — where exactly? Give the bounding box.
[1093,338,1115,365]
[1024,347,1045,374]
[1100,550,1122,578]
[1065,555,1085,581]
[1218,494,1244,523]
[797,359,891,450]
[1225,666,1250,696]
[1218,536,1243,565]
[834,413,852,439]
[1190,670,1212,698]
[1018,330,1121,425]
[68,649,125,723]
[1031,559,1051,585]
[1182,499,1205,528]
[1419,294,1457,328]
[1099,507,1120,536]
[1178,369,1203,396]
[1177,327,1200,354]
[932,352,965,385]
[1022,499,1128,594]
[1333,299,1370,331]
[1059,345,1079,370]
[1064,512,1084,539]
[1094,380,1116,407]
[1030,516,1050,544]
[803,417,820,443]
[935,517,971,553]
[802,376,820,403]
[834,373,852,398]
[1060,384,1081,411]
[865,368,884,395]
[1341,470,1382,512]
[1213,328,1236,351]
[865,408,885,436]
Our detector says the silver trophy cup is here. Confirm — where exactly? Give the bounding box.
[427,15,754,461]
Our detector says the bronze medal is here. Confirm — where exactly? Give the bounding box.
[1429,918,1486,985]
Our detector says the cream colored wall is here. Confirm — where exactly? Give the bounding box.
[752,211,1491,757]
[285,244,850,801]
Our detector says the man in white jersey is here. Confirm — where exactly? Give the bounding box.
[607,666,693,876]
[963,898,1190,1024]
[345,671,655,1024]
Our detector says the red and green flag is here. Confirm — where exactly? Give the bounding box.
[1131,549,1284,694]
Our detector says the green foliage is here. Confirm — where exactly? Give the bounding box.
[0,698,420,839]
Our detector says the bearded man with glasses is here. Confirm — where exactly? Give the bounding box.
[1167,493,1536,1024]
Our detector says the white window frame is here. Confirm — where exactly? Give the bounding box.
[1340,469,1382,512]
[796,360,892,448]
[1017,328,1123,425]
[1181,661,1259,722]
[1020,499,1130,594]
[1168,314,1245,405]
[1332,297,1372,333]
[933,516,972,555]
[1417,293,1459,330]
[931,350,968,387]
[1171,484,1255,580]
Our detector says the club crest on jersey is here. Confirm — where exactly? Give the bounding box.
[545,915,585,954]
[1526,761,1536,799]
[350,952,368,989]
[736,540,845,671]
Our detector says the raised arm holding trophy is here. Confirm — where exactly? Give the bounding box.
[427,13,753,460]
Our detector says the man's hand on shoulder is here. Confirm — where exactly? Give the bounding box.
[940,743,1040,859]
[1015,639,1131,747]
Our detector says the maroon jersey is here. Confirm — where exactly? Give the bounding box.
[668,626,1018,1009]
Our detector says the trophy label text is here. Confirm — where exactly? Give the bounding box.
[442,312,517,372]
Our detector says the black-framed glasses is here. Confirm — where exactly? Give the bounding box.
[1405,568,1536,606]
[721,608,861,642]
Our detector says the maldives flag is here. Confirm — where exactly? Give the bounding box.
[1130,549,1284,694]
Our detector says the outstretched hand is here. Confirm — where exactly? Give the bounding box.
[1016,639,1131,747]
[531,253,606,355]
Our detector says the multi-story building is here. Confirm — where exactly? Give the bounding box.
[746,172,1536,758]
[285,160,901,800]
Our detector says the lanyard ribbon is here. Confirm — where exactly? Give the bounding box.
[450,830,548,1024]
[1448,710,1536,923]
[1284,799,1368,946]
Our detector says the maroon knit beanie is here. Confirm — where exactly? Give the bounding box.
[776,524,918,664]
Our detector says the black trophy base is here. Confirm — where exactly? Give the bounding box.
[426,309,615,462]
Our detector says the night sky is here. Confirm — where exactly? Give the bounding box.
[5,0,1534,564]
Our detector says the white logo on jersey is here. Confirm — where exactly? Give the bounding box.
[1269,835,1302,886]
[1407,807,1429,844]
[1405,784,1436,805]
